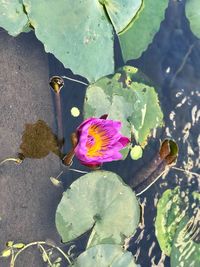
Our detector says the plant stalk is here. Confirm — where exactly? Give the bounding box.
[10,241,72,267]
[49,76,65,156]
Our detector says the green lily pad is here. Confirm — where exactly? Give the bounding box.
[185,0,200,38]
[23,0,114,82]
[102,0,142,33]
[171,215,200,267]
[119,0,168,61]
[0,0,30,36]
[84,66,163,149]
[73,244,140,267]
[155,187,189,256]
[55,171,140,248]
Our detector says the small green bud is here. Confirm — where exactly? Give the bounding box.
[130,145,143,160]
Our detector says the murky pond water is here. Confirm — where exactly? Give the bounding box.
[0,0,199,266]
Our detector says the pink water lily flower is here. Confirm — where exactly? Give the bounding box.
[74,117,130,167]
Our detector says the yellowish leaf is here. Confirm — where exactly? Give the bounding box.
[1,248,11,258]
[13,243,25,249]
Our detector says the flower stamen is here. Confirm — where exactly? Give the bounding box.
[86,125,109,157]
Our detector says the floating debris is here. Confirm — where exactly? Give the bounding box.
[71,107,80,117]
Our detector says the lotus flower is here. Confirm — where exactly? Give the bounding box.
[74,117,130,167]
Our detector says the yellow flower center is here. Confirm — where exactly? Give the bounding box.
[86,125,109,157]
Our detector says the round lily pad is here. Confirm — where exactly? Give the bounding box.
[55,171,140,248]
[73,244,140,267]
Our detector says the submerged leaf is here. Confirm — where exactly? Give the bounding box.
[73,244,140,267]
[155,187,189,256]
[192,191,200,201]
[55,171,140,248]
[171,213,200,267]
[19,120,61,159]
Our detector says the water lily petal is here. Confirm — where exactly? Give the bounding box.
[74,117,130,166]
[118,136,130,146]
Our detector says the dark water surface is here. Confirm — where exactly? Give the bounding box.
[0,0,199,266]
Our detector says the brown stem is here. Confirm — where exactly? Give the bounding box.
[49,76,64,154]
[130,139,178,195]
[130,153,163,189]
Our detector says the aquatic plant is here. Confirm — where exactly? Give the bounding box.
[0,0,199,266]
[155,188,200,267]
[74,117,130,167]
[0,0,168,82]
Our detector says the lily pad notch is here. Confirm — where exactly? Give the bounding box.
[55,171,140,248]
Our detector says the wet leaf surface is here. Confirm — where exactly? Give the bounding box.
[155,187,189,256]
[171,212,200,267]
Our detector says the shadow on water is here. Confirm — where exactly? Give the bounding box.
[47,0,199,266]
